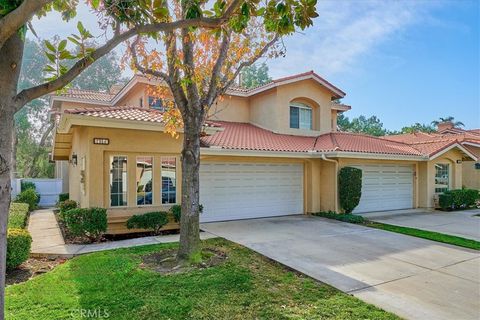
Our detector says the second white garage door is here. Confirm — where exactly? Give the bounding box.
[353,164,414,213]
[200,162,303,222]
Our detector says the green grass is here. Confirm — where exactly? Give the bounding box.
[366,221,480,250]
[6,239,399,320]
[8,203,30,229]
[312,211,480,251]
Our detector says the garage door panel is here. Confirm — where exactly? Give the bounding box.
[200,162,303,222]
[353,164,413,213]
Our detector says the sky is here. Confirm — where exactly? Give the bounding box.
[29,0,480,131]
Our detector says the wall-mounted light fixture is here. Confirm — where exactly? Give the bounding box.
[71,153,78,166]
[456,160,462,164]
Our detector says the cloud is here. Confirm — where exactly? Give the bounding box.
[268,0,440,78]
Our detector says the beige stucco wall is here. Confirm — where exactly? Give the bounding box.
[462,146,480,190]
[247,80,336,135]
[463,161,480,190]
[68,127,89,207]
[209,95,250,123]
[117,83,148,107]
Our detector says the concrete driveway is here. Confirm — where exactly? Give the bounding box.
[361,209,480,241]
[201,215,480,320]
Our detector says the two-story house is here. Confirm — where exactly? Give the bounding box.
[50,71,479,234]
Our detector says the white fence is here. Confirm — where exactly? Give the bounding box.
[12,178,63,207]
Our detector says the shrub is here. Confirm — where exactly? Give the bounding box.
[64,208,107,241]
[20,181,36,192]
[14,188,39,211]
[8,203,30,229]
[6,228,32,270]
[439,189,480,210]
[338,167,362,214]
[58,200,78,220]
[58,193,69,203]
[313,211,365,224]
[126,211,169,234]
[170,205,182,223]
[169,204,203,223]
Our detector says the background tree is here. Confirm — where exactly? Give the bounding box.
[398,122,436,134]
[337,114,387,136]
[431,116,464,128]
[128,0,318,263]
[240,62,272,88]
[14,38,126,178]
[0,0,256,316]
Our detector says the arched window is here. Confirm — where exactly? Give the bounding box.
[290,102,312,129]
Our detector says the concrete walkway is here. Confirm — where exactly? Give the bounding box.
[28,209,216,257]
[202,215,480,320]
[360,208,480,241]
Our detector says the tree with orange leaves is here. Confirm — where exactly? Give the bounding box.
[127,0,318,263]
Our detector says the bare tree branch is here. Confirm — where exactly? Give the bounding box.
[203,30,231,109]
[219,35,279,96]
[0,0,52,48]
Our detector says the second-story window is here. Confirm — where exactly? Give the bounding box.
[290,103,312,130]
[148,96,164,111]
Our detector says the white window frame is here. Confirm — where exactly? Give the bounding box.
[109,155,128,207]
[161,156,178,205]
[290,102,313,130]
[136,156,154,207]
[434,162,451,194]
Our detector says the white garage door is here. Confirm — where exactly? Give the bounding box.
[353,164,414,213]
[200,162,303,222]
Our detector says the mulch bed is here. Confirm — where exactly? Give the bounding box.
[6,257,68,286]
[140,247,227,275]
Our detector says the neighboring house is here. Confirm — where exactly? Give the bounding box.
[50,71,479,234]
[384,123,480,191]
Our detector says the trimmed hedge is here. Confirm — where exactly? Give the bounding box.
[439,189,480,211]
[8,203,30,229]
[169,204,203,223]
[313,211,365,224]
[126,211,169,234]
[14,188,39,211]
[338,167,362,214]
[7,228,32,270]
[64,208,107,241]
[58,200,78,221]
[58,193,69,203]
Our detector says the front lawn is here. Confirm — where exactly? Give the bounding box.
[6,239,399,320]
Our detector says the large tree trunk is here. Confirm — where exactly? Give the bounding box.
[0,32,24,320]
[177,117,202,262]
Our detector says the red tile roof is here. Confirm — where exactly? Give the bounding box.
[314,132,423,156]
[64,106,164,123]
[58,89,115,102]
[200,121,423,156]
[200,121,317,152]
[384,129,480,158]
